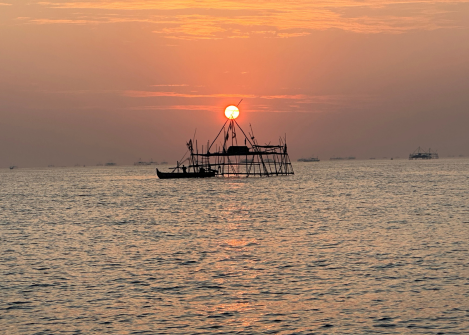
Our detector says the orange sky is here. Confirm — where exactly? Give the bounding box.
[1,1,469,166]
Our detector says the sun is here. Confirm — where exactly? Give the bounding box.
[224,105,240,119]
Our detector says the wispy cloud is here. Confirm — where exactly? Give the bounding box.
[28,19,96,25]
[151,84,189,87]
[14,1,468,38]
[124,89,371,101]
[124,91,327,100]
[260,94,313,100]
[128,104,215,111]
[124,91,256,98]
[123,88,375,113]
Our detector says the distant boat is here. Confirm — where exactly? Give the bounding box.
[9,165,17,170]
[298,156,320,162]
[105,162,116,166]
[134,158,158,166]
[409,147,439,160]
[134,159,150,166]
[330,156,355,160]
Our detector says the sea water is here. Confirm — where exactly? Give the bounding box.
[1,159,468,334]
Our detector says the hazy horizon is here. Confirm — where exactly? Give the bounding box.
[1,1,468,168]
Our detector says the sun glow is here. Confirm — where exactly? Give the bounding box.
[225,105,239,119]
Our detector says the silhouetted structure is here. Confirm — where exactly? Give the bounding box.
[409,147,439,160]
[157,114,294,178]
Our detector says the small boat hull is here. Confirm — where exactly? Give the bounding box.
[156,168,216,179]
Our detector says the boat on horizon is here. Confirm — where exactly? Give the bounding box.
[298,156,320,162]
[409,147,439,160]
[330,156,355,160]
[134,158,158,166]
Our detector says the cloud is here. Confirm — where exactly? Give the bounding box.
[28,19,97,25]
[122,89,375,113]
[124,89,371,100]
[259,94,312,100]
[151,84,189,87]
[124,91,329,100]
[124,91,256,98]
[13,1,468,38]
[128,104,215,111]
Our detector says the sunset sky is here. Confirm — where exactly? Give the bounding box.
[1,1,468,167]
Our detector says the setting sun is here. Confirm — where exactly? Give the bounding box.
[225,105,240,119]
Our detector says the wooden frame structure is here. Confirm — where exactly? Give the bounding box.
[172,118,294,177]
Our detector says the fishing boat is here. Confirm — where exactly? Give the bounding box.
[156,167,217,179]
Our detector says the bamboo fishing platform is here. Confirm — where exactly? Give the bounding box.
[158,105,294,178]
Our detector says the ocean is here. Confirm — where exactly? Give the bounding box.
[1,159,468,334]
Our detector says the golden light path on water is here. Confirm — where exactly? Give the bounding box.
[1,159,469,333]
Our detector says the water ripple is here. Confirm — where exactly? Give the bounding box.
[1,160,469,334]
